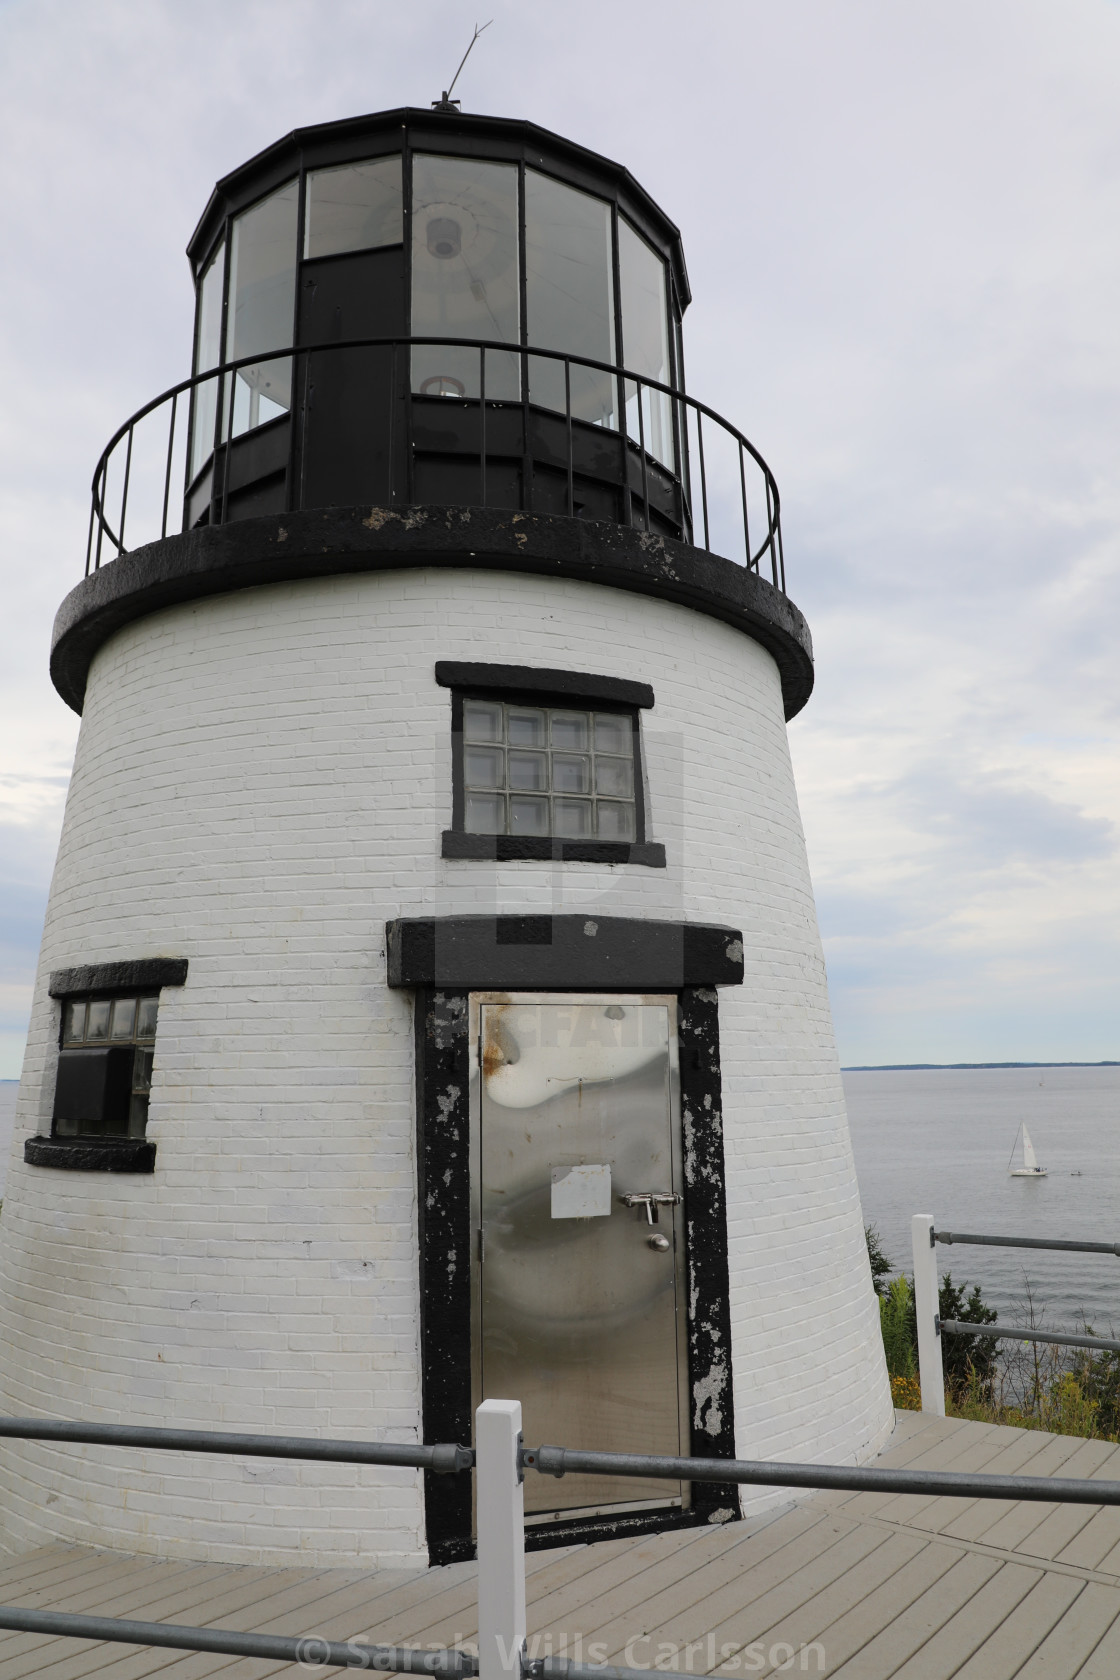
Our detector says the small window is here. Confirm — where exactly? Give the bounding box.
[53,994,160,1140]
[304,156,403,259]
[458,698,639,842]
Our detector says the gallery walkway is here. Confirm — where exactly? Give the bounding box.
[4,1410,1120,1677]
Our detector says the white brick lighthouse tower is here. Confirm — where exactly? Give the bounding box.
[0,105,892,1569]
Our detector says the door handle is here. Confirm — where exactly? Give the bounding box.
[619,1191,682,1226]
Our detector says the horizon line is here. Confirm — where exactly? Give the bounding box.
[842,1061,1120,1071]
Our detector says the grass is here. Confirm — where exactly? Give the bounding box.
[871,1228,1120,1443]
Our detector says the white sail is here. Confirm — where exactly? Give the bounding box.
[1022,1125,1038,1172]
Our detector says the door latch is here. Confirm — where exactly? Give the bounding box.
[619,1191,683,1225]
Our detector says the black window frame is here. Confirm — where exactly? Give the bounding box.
[25,958,188,1174]
[52,990,160,1144]
[436,662,666,867]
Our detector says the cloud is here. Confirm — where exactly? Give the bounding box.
[2,0,1120,1072]
[893,766,1115,869]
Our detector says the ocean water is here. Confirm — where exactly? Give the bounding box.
[845,1066,1120,1336]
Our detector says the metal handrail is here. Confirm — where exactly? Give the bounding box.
[941,1320,1120,1355]
[913,1213,1120,1415]
[932,1225,1120,1353]
[5,1405,1120,1674]
[0,1413,472,1471]
[0,1608,473,1676]
[935,1229,1120,1257]
[85,336,785,590]
[519,1443,1120,1504]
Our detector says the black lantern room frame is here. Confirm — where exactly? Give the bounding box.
[85,108,785,591]
[183,107,689,539]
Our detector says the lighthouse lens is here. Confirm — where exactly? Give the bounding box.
[427,216,462,258]
[411,154,520,402]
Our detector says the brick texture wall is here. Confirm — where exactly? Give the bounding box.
[0,566,892,1566]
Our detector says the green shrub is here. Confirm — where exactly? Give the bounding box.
[879,1275,917,1380]
[865,1225,892,1297]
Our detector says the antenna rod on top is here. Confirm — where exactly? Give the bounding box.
[432,20,492,112]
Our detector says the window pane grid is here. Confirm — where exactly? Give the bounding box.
[462,701,637,840]
[62,996,159,1049]
[57,995,160,1141]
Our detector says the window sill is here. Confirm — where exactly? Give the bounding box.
[25,1136,156,1173]
[441,832,666,867]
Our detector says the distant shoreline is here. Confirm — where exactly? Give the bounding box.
[843,1062,1120,1071]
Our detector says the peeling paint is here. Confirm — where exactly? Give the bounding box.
[362,506,429,532]
[693,1353,728,1437]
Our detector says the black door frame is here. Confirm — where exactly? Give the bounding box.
[391,915,742,1564]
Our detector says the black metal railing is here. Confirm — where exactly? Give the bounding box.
[85,338,786,594]
[2,1408,1120,1674]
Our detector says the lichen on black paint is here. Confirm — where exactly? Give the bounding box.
[678,985,740,1518]
[414,987,473,1561]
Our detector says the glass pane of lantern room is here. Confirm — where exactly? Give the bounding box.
[411,154,520,401]
[619,219,674,470]
[189,241,224,478]
[525,171,617,428]
[304,156,403,258]
[226,180,298,438]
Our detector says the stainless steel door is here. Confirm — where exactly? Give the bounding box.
[471,994,688,1521]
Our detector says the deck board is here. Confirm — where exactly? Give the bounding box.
[885,1559,1044,1679]
[6,1412,1120,1677]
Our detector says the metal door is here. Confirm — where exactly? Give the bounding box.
[471,993,689,1522]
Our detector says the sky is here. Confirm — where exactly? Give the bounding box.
[1,0,1119,1076]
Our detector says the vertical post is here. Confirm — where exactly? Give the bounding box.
[738,440,751,570]
[911,1214,945,1417]
[479,346,487,509]
[565,358,574,518]
[476,1400,525,1680]
[162,390,178,540]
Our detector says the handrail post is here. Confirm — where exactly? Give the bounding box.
[476,1399,525,1680]
[912,1214,945,1416]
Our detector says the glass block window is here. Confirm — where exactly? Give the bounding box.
[55,994,159,1139]
[461,699,638,840]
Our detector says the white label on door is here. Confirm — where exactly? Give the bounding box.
[550,1164,612,1219]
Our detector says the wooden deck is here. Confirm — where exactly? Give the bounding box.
[6,1411,1120,1677]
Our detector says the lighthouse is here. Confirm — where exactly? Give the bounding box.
[0,105,892,1570]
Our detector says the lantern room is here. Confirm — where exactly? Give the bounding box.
[185,109,691,539]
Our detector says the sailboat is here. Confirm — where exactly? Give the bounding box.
[1009,1123,1047,1178]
